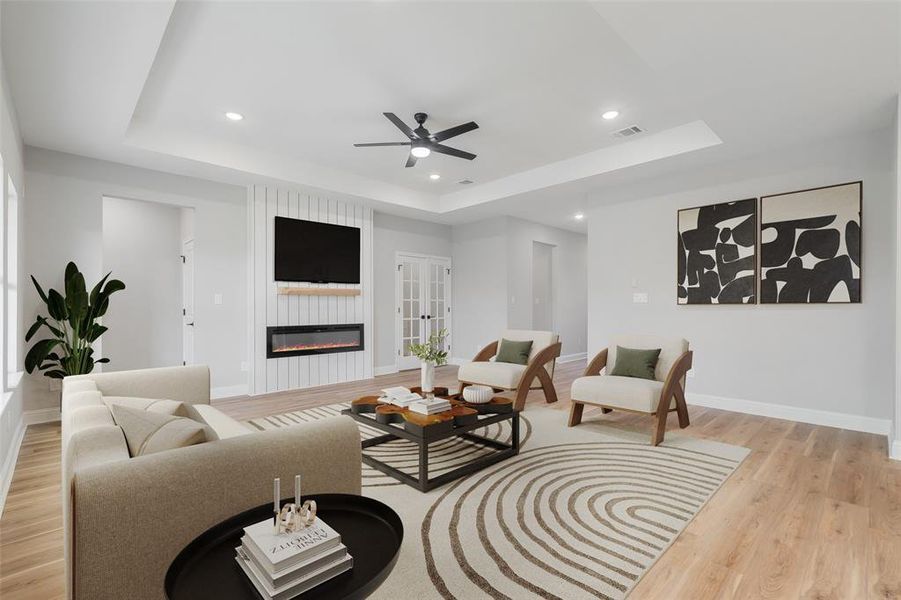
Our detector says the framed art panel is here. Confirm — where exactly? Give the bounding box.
[760,181,861,304]
[677,198,757,304]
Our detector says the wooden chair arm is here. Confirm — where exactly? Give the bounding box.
[659,350,693,408]
[584,349,608,376]
[527,341,562,369]
[473,340,499,362]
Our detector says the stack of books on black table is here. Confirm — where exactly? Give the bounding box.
[380,386,422,408]
[235,517,352,600]
[409,397,451,415]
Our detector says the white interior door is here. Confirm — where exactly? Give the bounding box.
[182,240,195,365]
[395,253,452,371]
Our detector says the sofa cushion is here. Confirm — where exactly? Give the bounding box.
[64,379,98,395]
[63,390,105,412]
[64,405,118,447]
[458,361,526,389]
[110,405,206,457]
[570,375,668,413]
[104,396,185,417]
[185,404,252,440]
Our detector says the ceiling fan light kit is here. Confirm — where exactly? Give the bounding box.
[354,112,479,168]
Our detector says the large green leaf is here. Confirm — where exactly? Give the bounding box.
[66,271,89,329]
[103,279,126,295]
[89,272,111,306]
[45,370,67,379]
[31,275,49,304]
[25,338,61,373]
[95,358,110,364]
[25,318,44,342]
[87,324,108,342]
[47,289,68,321]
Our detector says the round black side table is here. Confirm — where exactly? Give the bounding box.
[165,493,403,600]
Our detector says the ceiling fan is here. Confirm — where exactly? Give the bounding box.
[354,112,479,168]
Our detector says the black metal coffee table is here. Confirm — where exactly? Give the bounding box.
[165,494,402,600]
[342,394,520,492]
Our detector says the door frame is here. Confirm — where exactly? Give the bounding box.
[182,239,195,366]
[394,251,452,372]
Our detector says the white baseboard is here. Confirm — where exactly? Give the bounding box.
[687,393,892,436]
[211,384,249,399]
[0,419,26,519]
[24,407,61,425]
[373,365,398,377]
[558,352,588,364]
[891,440,901,461]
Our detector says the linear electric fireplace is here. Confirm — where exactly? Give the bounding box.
[267,324,364,358]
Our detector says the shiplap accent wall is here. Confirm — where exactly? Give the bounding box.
[248,184,374,394]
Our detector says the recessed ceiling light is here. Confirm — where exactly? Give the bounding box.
[225,112,244,121]
[574,213,585,220]
[429,173,441,180]
[411,146,431,158]
[601,110,619,120]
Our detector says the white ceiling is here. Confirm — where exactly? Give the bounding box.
[3,1,899,232]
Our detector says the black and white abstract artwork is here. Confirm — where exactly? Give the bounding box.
[760,181,861,304]
[677,198,757,304]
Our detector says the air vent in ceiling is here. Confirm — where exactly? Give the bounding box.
[613,125,644,138]
[458,179,474,185]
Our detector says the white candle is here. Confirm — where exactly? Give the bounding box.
[294,475,301,506]
[274,477,280,513]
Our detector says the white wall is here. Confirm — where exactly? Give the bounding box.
[451,217,510,359]
[587,129,896,433]
[24,148,248,408]
[450,216,587,361]
[102,196,183,372]
[505,217,587,358]
[372,212,452,373]
[248,184,373,394]
[0,20,27,513]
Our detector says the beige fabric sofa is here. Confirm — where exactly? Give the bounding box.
[61,365,362,600]
[568,335,693,445]
[457,329,562,411]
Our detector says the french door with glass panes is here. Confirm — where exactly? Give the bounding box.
[395,253,452,371]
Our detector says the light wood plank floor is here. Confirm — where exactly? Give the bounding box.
[2,361,900,599]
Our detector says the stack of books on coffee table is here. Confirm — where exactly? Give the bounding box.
[235,517,352,600]
[380,386,422,408]
[409,397,451,415]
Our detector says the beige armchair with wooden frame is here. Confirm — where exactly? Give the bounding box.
[568,335,693,445]
[457,330,562,411]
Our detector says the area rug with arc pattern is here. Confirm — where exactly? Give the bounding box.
[247,404,748,599]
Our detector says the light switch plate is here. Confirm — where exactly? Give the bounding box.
[687,368,695,378]
[214,293,223,305]
[632,292,649,304]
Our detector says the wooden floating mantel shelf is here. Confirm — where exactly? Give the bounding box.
[277,287,362,297]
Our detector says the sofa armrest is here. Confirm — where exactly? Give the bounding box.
[584,349,608,377]
[66,365,211,405]
[70,416,362,600]
[473,340,499,362]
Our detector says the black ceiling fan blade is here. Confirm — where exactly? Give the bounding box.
[353,142,412,147]
[405,154,417,168]
[431,121,479,143]
[383,112,416,140]
[430,143,476,160]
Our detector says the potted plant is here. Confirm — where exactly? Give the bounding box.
[408,328,448,394]
[24,262,125,380]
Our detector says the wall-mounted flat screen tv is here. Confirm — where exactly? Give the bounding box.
[274,216,361,284]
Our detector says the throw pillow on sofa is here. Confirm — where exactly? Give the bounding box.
[496,339,533,365]
[609,346,661,380]
[110,404,206,457]
[104,396,185,416]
